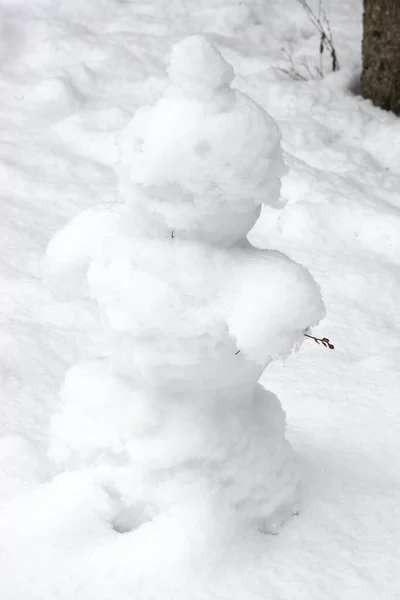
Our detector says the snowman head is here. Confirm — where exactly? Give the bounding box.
[168,34,235,101]
[118,35,287,244]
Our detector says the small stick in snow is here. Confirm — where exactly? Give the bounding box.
[304,333,334,350]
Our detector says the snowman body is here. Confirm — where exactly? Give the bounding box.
[46,36,325,535]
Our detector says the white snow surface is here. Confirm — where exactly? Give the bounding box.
[1,1,400,599]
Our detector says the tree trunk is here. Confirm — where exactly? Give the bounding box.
[361,0,400,115]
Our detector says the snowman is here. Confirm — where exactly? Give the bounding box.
[45,35,325,536]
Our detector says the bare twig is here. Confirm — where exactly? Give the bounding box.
[279,48,309,81]
[302,57,317,80]
[297,0,339,75]
[304,333,335,350]
[235,331,335,357]
[279,49,322,82]
[279,1,338,82]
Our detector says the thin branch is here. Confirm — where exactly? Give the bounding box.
[302,57,316,80]
[297,0,339,74]
[279,48,309,81]
[304,333,335,350]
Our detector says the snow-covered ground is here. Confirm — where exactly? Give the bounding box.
[1,0,399,598]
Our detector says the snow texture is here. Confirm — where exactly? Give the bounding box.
[118,35,287,245]
[45,34,324,541]
[1,0,400,599]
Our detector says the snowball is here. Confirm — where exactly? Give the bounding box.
[118,36,287,244]
[46,205,324,390]
[49,357,299,535]
[49,358,162,468]
[168,35,234,96]
[85,235,263,388]
[226,246,326,363]
[44,203,120,299]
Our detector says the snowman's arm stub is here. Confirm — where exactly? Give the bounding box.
[226,249,326,364]
[44,203,116,300]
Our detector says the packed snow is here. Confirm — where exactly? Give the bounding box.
[45,35,325,542]
[1,1,400,599]
[117,35,287,244]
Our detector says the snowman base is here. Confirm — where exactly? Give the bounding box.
[49,358,301,536]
